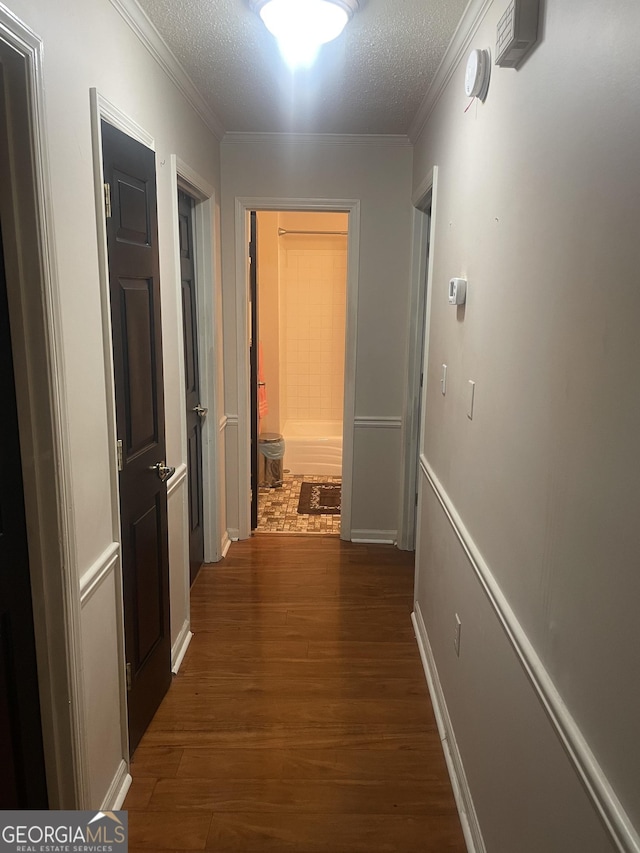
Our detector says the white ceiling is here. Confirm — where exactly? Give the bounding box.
[134,0,467,136]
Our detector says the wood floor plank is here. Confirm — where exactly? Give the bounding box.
[176,746,449,782]
[204,813,466,853]
[140,725,438,750]
[306,640,420,660]
[177,654,426,680]
[151,696,434,727]
[148,776,458,815]
[130,746,183,778]
[154,674,430,700]
[124,536,465,851]
[127,811,212,850]
[123,777,156,809]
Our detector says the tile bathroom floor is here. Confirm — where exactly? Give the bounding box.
[257,473,341,534]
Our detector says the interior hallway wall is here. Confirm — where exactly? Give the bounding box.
[3,0,222,808]
[412,0,640,849]
[221,139,413,540]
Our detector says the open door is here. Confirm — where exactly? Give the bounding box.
[102,120,172,754]
[178,189,205,584]
[249,211,259,531]
[0,223,48,807]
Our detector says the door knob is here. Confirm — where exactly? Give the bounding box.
[193,404,208,418]
[150,461,176,482]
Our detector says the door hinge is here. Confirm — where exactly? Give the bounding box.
[420,372,424,388]
[104,182,112,219]
[116,439,123,472]
[126,662,132,691]
[415,491,419,507]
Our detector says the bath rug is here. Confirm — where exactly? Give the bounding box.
[297,482,341,515]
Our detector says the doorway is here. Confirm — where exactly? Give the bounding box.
[0,221,48,807]
[398,167,438,552]
[178,189,205,583]
[252,211,348,534]
[0,12,82,807]
[234,197,360,542]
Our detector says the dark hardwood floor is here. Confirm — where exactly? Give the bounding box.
[124,535,466,852]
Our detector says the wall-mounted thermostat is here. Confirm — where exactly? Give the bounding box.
[449,278,467,305]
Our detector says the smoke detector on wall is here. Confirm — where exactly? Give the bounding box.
[464,49,491,101]
[495,0,540,68]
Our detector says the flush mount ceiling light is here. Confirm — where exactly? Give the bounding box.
[251,0,359,69]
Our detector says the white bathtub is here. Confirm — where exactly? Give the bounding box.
[282,419,343,477]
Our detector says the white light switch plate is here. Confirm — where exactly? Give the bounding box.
[467,380,475,419]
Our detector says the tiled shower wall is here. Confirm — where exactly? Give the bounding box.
[280,229,347,422]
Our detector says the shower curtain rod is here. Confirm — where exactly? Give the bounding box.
[277,228,348,236]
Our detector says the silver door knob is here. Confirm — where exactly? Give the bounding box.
[193,405,208,418]
[150,461,176,482]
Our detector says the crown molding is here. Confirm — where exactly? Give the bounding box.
[222,131,412,147]
[408,0,494,143]
[108,0,226,141]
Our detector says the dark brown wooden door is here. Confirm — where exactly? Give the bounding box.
[249,211,258,530]
[102,121,171,754]
[0,223,48,807]
[178,190,204,584]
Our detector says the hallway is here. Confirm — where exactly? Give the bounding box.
[124,536,465,851]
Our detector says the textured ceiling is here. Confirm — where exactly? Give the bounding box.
[135,0,466,135]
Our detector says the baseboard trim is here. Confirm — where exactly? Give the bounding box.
[171,620,193,674]
[412,605,485,853]
[350,529,396,544]
[221,532,232,559]
[101,759,131,810]
[420,455,640,853]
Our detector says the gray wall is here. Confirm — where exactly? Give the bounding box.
[220,138,414,540]
[413,0,640,848]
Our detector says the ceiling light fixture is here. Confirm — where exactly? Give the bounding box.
[251,0,359,69]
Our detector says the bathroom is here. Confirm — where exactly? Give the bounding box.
[256,209,348,532]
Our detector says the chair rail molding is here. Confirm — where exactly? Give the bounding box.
[354,416,402,429]
[419,455,640,853]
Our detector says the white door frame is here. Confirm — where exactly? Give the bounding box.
[171,157,223,562]
[233,196,360,541]
[397,166,438,551]
[89,89,158,792]
[0,7,87,806]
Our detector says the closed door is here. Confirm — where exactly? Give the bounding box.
[178,189,204,584]
[0,222,48,806]
[102,120,171,754]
